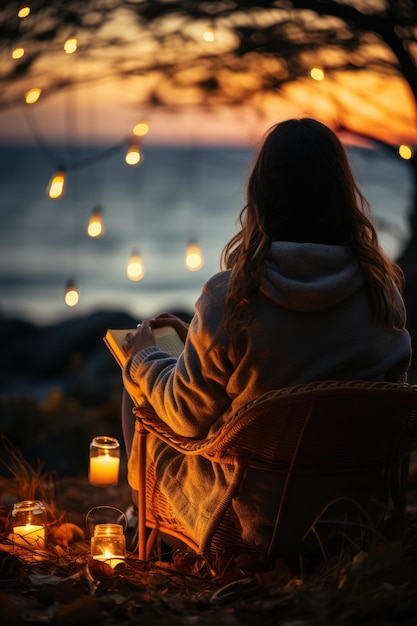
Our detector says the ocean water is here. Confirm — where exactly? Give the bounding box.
[0,142,414,325]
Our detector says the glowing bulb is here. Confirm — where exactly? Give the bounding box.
[87,207,105,238]
[399,144,413,160]
[310,67,325,81]
[64,38,78,54]
[25,88,42,104]
[126,250,144,281]
[185,240,203,271]
[125,142,142,166]
[133,120,150,137]
[12,47,25,59]
[64,280,79,307]
[203,27,215,42]
[47,170,66,199]
[18,5,30,18]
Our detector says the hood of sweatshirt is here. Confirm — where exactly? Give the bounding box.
[261,242,365,312]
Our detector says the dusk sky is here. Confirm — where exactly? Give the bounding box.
[0,70,416,149]
[1,1,417,152]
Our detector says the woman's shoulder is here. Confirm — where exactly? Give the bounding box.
[203,270,231,294]
[194,270,231,318]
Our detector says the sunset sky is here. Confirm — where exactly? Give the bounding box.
[1,1,417,149]
[0,70,416,149]
[0,60,416,150]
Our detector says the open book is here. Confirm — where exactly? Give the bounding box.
[104,325,185,368]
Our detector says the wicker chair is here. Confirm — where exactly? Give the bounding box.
[132,380,417,564]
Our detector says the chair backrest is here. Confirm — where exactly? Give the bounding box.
[136,380,417,560]
[204,380,417,558]
[201,380,417,474]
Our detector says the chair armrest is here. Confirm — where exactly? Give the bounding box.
[132,405,209,454]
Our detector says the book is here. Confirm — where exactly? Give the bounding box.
[104,325,185,368]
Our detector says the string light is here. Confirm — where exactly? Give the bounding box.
[64,38,78,54]
[399,144,413,160]
[133,120,150,137]
[64,279,79,307]
[25,88,42,104]
[310,67,325,81]
[18,5,30,18]
[125,140,142,166]
[126,250,144,281]
[12,47,25,59]
[203,21,216,42]
[185,240,203,271]
[25,103,160,303]
[87,206,105,238]
[47,169,66,199]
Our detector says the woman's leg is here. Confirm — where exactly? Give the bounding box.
[121,389,136,461]
[121,389,138,514]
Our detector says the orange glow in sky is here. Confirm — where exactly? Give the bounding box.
[0,66,416,148]
[2,1,416,150]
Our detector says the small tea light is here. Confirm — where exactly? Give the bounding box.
[91,523,126,568]
[11,500,47,548]
[89,436,120,486]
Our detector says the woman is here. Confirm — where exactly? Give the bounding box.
[122,118,411,560]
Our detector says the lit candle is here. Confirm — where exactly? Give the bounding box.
[92,550,125,568]
[12,524,45,548]
[90,523,126,568]
[11,500,47,549]
[89,454,120,486]
[89,436,120,486]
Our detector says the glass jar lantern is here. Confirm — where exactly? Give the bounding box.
[89,436,120,486]
[11,500,47,548]
[91,523,126,568]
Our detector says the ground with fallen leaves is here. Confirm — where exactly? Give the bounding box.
[2,442,417,625]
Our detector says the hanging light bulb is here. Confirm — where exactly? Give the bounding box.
[64,37,78,54]
[12,47,25,60]
[203,24,216,42]
[87,206,105,238]
[399,144,413,160]
[310,66,325,81]
[47,169,66,199]
[64,279,79,307]
[126,250,144,281]
[133,120,150,137]
[185,240,203,271]
[125,140,142,166]
[25,88,42,104]
[18,5,30,18]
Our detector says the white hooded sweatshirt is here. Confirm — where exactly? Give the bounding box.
[124,242,411,557]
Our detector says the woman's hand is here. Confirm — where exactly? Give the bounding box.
[150,312,190,343]
[123,320,156,357]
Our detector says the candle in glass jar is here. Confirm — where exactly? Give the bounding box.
[11,500,47,549]
[89,454,120,486]
[91,523,126,568]
[12,524,45,547]
[89,436,120,486]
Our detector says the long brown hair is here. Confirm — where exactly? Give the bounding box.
[221,118,405,347]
